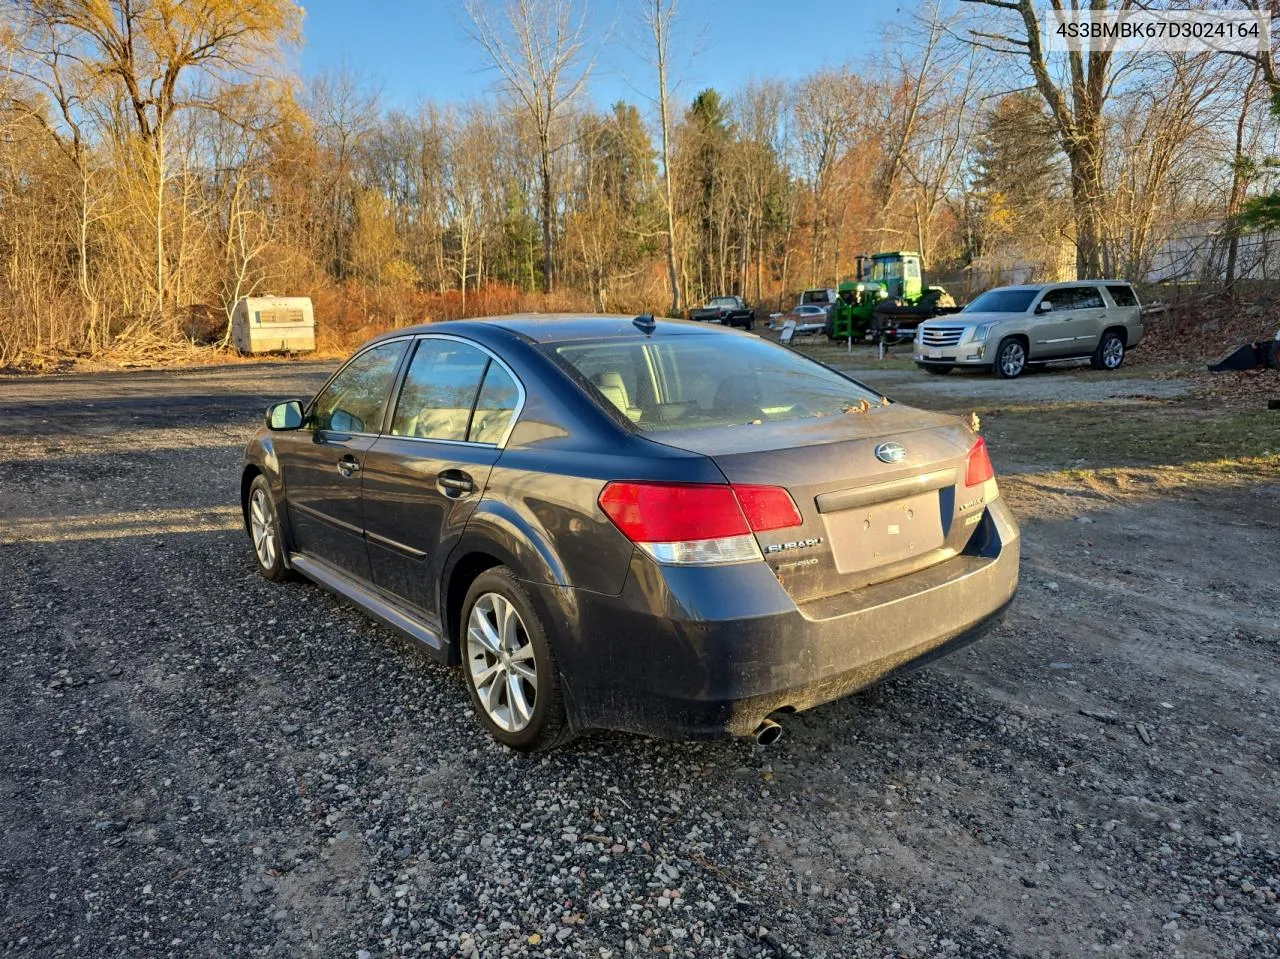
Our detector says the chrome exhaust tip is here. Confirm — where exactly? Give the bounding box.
[753,718,783,746]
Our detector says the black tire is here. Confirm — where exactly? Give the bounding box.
[994,337,1027,379]
[247,474,292,582]
[1091,330,1126,371]
[460,567,572,752]
[919,364,953,375]
[1268,339,1280,370]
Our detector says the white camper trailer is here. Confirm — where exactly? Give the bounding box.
[231,296,316,354]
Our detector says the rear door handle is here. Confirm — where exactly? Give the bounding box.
[337,455,361,478]
[437,470,476,497]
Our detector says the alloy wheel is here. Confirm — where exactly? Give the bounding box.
[466,592,538,732]
[1102,337,1124,368]
[1000,342,1026,377]
[249,487,278,569]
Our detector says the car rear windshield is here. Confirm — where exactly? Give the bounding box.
[552,335,881,432]
[1106,284,1137,306]
[709,297,737,307]
[963,289,1037,313]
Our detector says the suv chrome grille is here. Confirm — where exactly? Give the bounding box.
[920,326,965,347]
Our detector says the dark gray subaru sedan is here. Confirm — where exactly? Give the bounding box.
[241,315,1019,750]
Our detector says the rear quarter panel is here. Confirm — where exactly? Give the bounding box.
[453,332,725,596]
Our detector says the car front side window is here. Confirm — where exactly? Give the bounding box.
[308,340,408,433]
[389,339,490,442]
[1041,289,1072,311]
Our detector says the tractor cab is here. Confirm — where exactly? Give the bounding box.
[859,252,923,303]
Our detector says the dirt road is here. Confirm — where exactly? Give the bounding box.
[2,359,1278,958]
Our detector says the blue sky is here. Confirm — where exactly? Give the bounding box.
[298,0,888,111]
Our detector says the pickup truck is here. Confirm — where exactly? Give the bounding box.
[688,296,755,330]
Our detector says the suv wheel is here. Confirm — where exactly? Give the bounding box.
[461,567,572,751]
[994,338,1027,379]
[1091,331,1126,370]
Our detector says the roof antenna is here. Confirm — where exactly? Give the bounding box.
[632,314,656,334]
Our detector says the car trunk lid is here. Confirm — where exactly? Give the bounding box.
[650,407,991,604]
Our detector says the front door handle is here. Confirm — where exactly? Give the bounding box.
[437,470,476,497]
[337,455,361,478]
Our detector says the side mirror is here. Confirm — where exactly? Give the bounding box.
[266,400,304,430]
[1036,301,1054,313]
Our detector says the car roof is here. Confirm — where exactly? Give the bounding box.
[983,280,1134,293]
[367,313,743,347]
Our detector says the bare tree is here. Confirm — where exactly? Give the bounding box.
[305,67,382,277]
[466,0,593,293]
[1224,64,1263,285]
[1225,1,1278,104]
[876,1,954,234]
[961,0,1131,277]
[640,0,682,314]
[791,69,858,284]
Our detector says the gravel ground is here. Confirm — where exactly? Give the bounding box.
[2,362,1278,958]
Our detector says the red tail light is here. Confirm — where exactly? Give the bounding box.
[598,481,804,565]
[732,484,803,531]
[598,483,749,542]
[965,436,995,486]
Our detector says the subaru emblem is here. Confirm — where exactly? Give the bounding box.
[875,441,907,464]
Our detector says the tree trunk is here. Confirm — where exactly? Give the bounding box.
[76,158,98,351]
[1225,69,1259,286]
[155,124,167,324]
[654,6,681,316]
[539,132,554,294]
[1068,136,1105,279]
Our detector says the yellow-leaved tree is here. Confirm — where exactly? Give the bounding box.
[10,0,302,333]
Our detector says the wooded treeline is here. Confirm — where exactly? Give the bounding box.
[0,0,1274,365]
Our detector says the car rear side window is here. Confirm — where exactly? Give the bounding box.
[554,335,881,433]
[469,362,521,444]
[309,340,407,433]
[1074,287,1105,309]
[1107,284,1137,307]
[390,339,489,441]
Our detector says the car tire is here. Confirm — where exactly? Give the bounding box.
[247,474,292,582]
[1267,339,1280,370]
[1091,331,1126,370]
[994,338,1027,379]
[461,567,572,752]
[919,364,953,375]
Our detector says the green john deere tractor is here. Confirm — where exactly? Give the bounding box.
[826,279,887,340]
[859,251,959,343]
[826,251,961,342]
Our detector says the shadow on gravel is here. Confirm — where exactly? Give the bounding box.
[0,392,308,432]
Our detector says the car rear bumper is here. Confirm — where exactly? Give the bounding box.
[541,498,1020,739]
